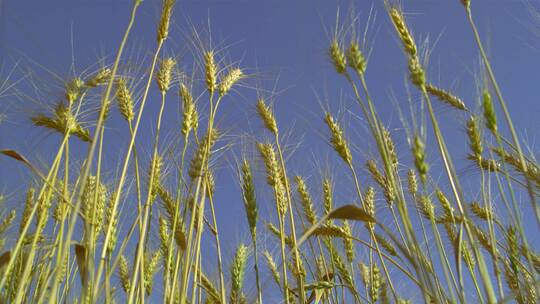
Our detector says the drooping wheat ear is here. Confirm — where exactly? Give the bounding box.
[470,224,495,256]
[256,99,278,135]
[149,154,163,202]
[415,195,435,220]
[179,83,198,136]
[20,187,35,234]
[85,68,112,88]
[322,178,333,215]
[435,189,455,223]
[370,264,382,303]
[374,232,398,257]
[469,201,493,222]
[81,175,106,236]
[347,41,367,75]
[389,7,417,58]
[267,223,293,248]
[199,271,221,303]
[425,84,467,111]
[461,0,471,9]
[119,255,131,293]
[156,57,176,93]
[219,68,243,97]
[189,129,219,178]
[65,77,84,104]
[342,220,355,263]
[229,243,248,304]
[262,251,281,289]
[325,112,352,165]
[32,102,91,142]
[0,210,15,235]
[366,159,394,204]
[407,169,418,195]
[116,78,134,122]
[492,148,539,184]
[482,89,497,134]
[241,160,258,239]
[412,135,429,183]
[312,223,348,238]
[143,250,161,295]
[288,253,306,279]
[506,226,520,270]
[204,51,217,94]
[503,262,524,303]
[329,39,347,74]
[157,0,176,42]
[467,155,501,172]
[104,192,118,254]
[295,176,317,225]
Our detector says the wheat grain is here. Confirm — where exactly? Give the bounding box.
[229,244,248,304]
[219,68,243,97]
[65,77,84,104]
[347,41,366,75]
[85,68,112,88]
[256,99,278,135]
[295,176,317,225]
[205,51,217,94]
[389,8,417,58]
[325,112,352,165]
[329,39,347,74]
[157,0,176,42]
[425,84,467,111]
[156,57,176,92]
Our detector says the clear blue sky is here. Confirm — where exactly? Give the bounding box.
[1,0,539,302]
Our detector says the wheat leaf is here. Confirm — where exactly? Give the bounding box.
[327,204,376,222]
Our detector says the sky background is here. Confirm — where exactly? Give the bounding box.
[1,0,539,302]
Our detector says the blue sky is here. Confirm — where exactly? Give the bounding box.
[1,0,539,302]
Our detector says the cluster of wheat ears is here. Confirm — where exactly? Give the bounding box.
[0,0,538,303]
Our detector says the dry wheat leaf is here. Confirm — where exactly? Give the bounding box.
[327,204,376,222]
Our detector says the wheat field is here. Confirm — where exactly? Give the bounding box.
[0,0,538,303]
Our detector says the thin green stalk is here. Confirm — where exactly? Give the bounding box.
[275,133,305,303]
[480,168,505,298]
[14,151,63,303]
[93,37,165,302]
[163,133,189,302]
[180,94,220,303]
[207,187,227,304]
[54,2,143,301]
[128,90,168,303]
[349,165,398,301]
[277,214,291,304]
[420,87,497,303]
[465,9,539,226]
